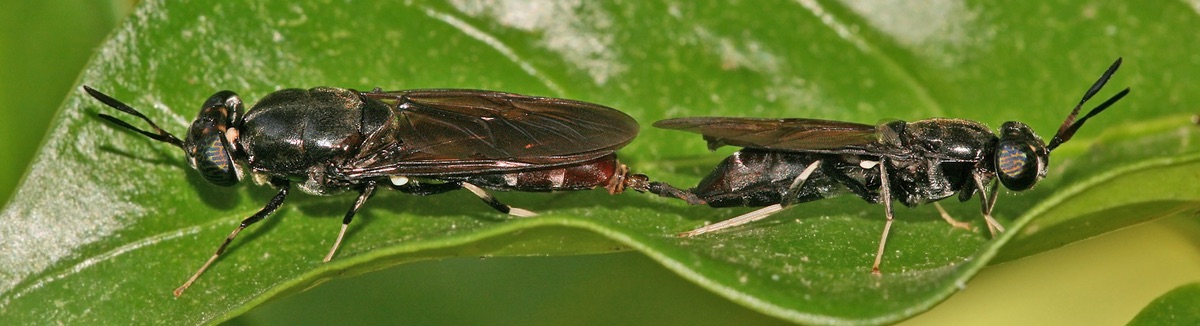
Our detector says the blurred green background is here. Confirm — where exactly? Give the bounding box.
[4,1,1197,325]
[0,1,127,204]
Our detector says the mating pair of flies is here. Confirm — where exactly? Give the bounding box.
[85,59,1129,296]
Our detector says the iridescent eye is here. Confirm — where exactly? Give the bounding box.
[193,132,239,186]
[996,141,1038,190]
[998,142,1027,176]
[995,121,1049,191]
[185,91,244,187]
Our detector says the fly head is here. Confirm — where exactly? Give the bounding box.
[993,58,1130,191]
[995,121,1047,190]
[184,91,246,186]
[85,86,246,187]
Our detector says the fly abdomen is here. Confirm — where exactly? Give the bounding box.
[691,149,843,207]
[453,154,626,192]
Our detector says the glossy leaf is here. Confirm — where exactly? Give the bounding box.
[1,1,1198,325]
[1128,283,1200,326]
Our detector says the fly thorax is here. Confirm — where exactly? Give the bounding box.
[921,160,955,199]
[296,164,349,196]
[250,171,273,186]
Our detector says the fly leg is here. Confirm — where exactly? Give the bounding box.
[679,160,822,237]
[390,179,462,196]
[873,158,893,275]
[392,179,536,217]
[324,180,377,262]
[931,202,973,231]
[460,182,537,217]
[175,179,291,297]
[678,204,786,237]
[973,172,1006,236]
[780,160,823,207]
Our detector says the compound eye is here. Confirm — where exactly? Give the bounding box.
[193,131,239,186]
[995,141,1040,190]
[185,91,244,187]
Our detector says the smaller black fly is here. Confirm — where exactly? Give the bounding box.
[86,86,651,296]
[645,58,1130,273]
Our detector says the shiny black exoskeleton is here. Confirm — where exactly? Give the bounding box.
[646,58,1130,273]
[85,86,651,296]
[682,119,1006,208]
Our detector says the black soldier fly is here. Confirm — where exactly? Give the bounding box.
[645,58,1130,273]
[84,86,652,296]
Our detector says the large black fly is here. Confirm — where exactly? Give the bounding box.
[86,86,651,296]
[645,58,1130,273]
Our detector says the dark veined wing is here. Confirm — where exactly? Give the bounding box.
[654,117,901,156]
[348,89,638,176]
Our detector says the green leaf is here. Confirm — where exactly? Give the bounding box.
[2,0,1198,325]
[0,1,123,207]
[1129,283,1200,326]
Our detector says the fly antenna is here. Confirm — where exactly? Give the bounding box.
[84,86,186,150]
[1048,58,1130,151]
